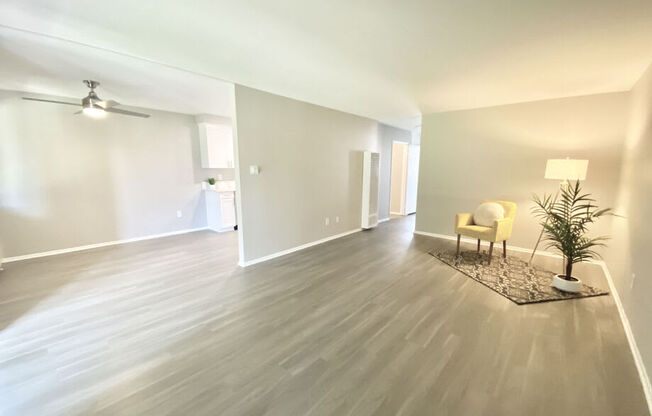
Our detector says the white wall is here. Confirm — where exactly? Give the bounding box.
[415,91,629,250]
[233,85,410,263]
[0,90,229,258]
[607,62,652,387]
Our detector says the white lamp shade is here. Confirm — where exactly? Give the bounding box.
[544,159,588,180]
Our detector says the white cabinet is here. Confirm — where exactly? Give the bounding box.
[198,122,234,168]
[205,188,237,232]
[219,192,236,228]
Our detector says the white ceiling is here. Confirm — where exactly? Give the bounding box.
[0,27,234,117]
[1,0,651,129]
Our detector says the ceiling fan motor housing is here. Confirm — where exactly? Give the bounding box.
[82,89,102,109]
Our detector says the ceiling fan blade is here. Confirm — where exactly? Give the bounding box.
[22,97,80,107]
[99,99,119,108]
[104,107,150,118]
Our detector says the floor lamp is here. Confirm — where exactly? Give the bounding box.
[529,158,589,264]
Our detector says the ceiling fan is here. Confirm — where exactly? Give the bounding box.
[22,80,150,118]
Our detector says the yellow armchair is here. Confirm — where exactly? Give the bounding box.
[455,200,517,264]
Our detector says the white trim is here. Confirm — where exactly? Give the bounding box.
[415,229,652,413]
[378,217,390,223]
[413,230,562,259]
[598,261,652,414]
[3,227,209,263]
[229,83,246,268]
[390,211,404,216]
[239,228,361,267]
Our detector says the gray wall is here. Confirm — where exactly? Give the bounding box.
[233,85,410,262]
[415,92,629,251]
[607,63,652,377]
[0,90,229,258]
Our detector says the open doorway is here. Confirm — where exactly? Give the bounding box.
[390,140,420,218]
[390,141,409,216]
[197,112,240,260]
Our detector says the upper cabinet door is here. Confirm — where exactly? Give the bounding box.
[198,122,234,168]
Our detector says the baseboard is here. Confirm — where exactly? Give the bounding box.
[598,261,652,414]
[390,211,403,216]
[415,229,652,413]
[378,217,390,223]
[239,228,361,267]
[413,230,562,259]
[3,227,209,263]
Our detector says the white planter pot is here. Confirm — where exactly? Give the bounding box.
[209,184,216,190]
[552,274,582,293]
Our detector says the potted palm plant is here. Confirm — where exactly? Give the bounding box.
[532,181,612,293]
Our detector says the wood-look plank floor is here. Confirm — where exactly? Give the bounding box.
[0,216,648,415]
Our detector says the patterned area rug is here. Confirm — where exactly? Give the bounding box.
[429,249,609,305]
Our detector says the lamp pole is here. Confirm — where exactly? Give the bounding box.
[529,180,567,264]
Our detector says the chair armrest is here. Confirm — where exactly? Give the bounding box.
[494,218,514,241]
[455,213,473,232]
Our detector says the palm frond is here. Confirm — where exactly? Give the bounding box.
[532,180,612,276]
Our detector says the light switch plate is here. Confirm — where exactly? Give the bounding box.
[249,165,259,175]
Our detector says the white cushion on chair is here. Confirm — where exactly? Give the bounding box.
[473,202,505,227]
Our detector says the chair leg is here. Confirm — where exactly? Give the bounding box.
[503,240,507,258]
[477,239,481,252]
[488,242,494,265]
[456,235,461,256]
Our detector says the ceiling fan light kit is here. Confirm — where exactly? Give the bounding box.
[22,80,151,119]
[82,106,105,117]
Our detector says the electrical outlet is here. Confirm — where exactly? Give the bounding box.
[335,216,340,223]
[324,217,330,226]
[176,210,183,218]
